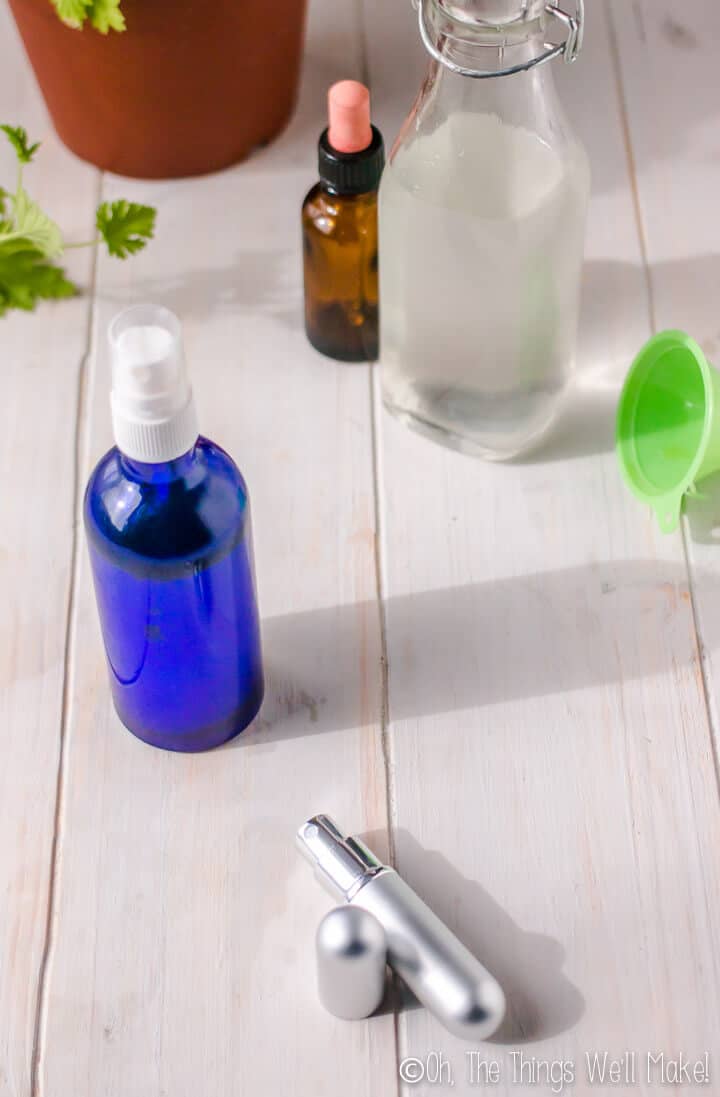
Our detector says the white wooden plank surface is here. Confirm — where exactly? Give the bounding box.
[610,0,720,767]
[368,1,720,1093]
[2,1,720,1096]
[0,10,98,1096]
[33,3,396,1095]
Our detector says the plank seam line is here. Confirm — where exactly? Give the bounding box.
[684,548,720,807]
[672,551,720,1001]
[29,171,102,1097]
[369,365,396,859]
[607,0,720,801]
[362,0,400,1079]
[605,0,657,335]
[682,529,720,801]
[354,0,370,86]
[369,364,402,1093]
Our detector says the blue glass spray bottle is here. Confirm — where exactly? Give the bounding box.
[84,305,264,751]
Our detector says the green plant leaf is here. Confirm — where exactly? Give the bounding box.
[88,0,125,33]
[49,0,92,28]
[96,200,156,259]
[0,238,76,316]
[11,187,64,258]
[0,124,40,164]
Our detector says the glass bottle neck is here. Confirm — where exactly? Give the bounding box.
[416,0,583,78]
[414,47,566,142]
[386,14,580,179]
[421,0,547,73]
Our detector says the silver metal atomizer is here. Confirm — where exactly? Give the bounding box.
[297,814,506,1039]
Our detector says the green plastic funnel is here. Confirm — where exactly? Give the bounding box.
[616,330,720,533]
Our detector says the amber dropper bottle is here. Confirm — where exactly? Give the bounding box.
[302,81,384,362]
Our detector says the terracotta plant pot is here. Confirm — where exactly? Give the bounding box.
[8,0,308,179]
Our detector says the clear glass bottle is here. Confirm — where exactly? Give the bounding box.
[379,0,590,459]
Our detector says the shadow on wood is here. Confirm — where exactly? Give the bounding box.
[359,828,584,1044]
[517,254,720,462]
[229,558,701,745]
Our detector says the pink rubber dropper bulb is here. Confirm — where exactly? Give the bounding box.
[327,81,373,154]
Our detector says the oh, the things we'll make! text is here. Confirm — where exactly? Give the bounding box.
[399,1049,711,1092]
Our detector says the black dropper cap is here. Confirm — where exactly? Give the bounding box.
[318,125,384,196]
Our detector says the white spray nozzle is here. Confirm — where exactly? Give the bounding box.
[108,305,199,464]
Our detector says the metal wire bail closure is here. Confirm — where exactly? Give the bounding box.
[416,0,585,78]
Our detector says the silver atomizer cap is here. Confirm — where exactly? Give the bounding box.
[316,906,387,1020]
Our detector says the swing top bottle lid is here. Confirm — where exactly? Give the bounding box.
[421,0,584,73]
[108,304,199,464]
[318,81,384,195]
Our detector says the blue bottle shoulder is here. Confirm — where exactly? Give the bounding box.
[84,436,250,576]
